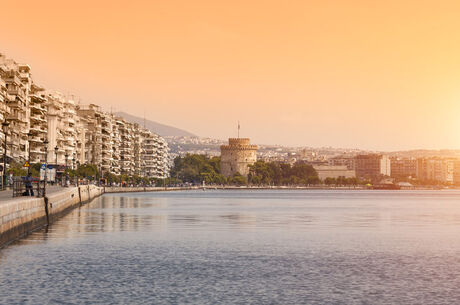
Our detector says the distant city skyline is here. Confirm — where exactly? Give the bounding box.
[1,1,460,150]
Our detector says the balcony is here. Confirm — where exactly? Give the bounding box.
[0,102,9,113]
[29,126,47,133]
[7,87,26,100]
[30,113,46,122]
[5,74,21,85]
[30,147,45,154]
[30,103,46,112]
[7,112,27,123]
[29,135,45,143]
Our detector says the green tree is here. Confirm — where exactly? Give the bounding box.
[324,177,336,186]
[171,154,224,184]
[229,173,247,186]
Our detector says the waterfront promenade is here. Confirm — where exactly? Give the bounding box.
[0,186,64,203]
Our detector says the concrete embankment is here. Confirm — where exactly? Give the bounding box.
[104,186,197,193]
[0,185,103,248]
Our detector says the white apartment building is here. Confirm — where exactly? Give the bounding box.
[0,55,32,163]
[0,53,170,178]
[29,84,48,163]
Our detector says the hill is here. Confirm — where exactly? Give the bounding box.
[115,112,196,137]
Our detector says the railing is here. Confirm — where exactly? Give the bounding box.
[12,177,45,198]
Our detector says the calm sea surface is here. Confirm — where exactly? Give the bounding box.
[2,190,460,304]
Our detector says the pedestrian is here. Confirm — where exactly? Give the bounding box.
[8,173,13,188]
[24,173,34,196]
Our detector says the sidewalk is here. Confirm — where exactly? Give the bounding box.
[0,185,65,203]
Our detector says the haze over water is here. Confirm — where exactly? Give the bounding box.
[2,190,460,304]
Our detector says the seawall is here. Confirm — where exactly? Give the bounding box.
[104,186,197,193]
[0,185,103,248]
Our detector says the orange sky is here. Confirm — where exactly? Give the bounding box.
[1,0,460,150]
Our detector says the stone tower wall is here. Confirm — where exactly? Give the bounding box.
[228,138,250,146]
[220,138,258,177]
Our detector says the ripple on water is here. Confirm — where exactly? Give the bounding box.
[2,190,460,304]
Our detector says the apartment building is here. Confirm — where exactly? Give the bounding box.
[0,63,10,167]
[328,155,356,170]
[416,158,454,184]
[76,104,104,167]
[355,154,391,180]
[45,91,80,167]
[29,84,47,163]
[454,160,460,185]
[390,157,417,179]
[100,111,114,174]
[0,53,170,179]
[313,165,356,180]
[0,55,32,162]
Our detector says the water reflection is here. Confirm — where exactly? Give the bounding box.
[19,190,460,238]
[3,190,460,304]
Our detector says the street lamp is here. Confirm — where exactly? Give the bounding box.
[27,132,32,175]
[54,146,58,165]
[98,163,102,186]
[43,139,49,196]
[65,152,69,170]
[2,121,9,190]
[54,146,58,186]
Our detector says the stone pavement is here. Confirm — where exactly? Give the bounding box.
[0,185,64,203]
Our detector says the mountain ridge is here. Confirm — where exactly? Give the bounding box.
[115,112,197,137]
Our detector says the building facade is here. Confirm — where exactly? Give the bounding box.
[0,53,170,179]
[416,158,454,184]
[328,155,356,170]
[220,138,258,177]
[313,165,356,180]
[390,157,417,179]
[355,154,391,180]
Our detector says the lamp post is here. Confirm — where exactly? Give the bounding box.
[65,152,69,170]
[76,160,80,187]
[27,132,32,175]
[54,146,58,186]
[2,121,9,190]
[98,163,102,186]
[54,146,58,165]
[43,139,49,197]
[76,140,80,165]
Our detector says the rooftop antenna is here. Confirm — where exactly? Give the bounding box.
[143,110,146,128]
[238,120,240,138]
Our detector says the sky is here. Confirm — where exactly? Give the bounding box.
[1,0,460,151]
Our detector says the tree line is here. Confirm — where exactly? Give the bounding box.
[6,162,166,186]
[170,154,321,186]
[6,154,371,187]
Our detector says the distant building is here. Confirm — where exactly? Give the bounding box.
[355,154,390,179]
[220,138,257,177]
[313,165,355,180]
[454,160,460,185]
[416,158,454,184]
[390,157,416,178]
[328,155,356,170]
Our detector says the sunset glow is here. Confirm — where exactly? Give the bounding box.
[1,0,460,150]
